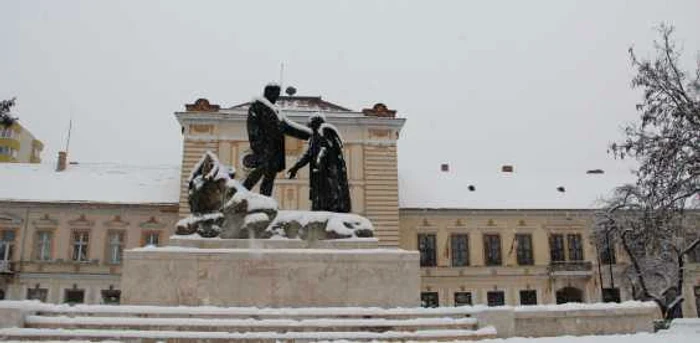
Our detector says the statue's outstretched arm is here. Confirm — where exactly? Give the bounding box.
[291,144,312,171]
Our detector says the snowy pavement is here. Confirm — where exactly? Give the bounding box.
[3,328,699,343]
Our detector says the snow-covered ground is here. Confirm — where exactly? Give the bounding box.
[1,327,698,343]
[471,332,698,343]
[2,322,699,343]
[314,318,700,343]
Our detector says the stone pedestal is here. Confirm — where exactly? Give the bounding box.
[120,237,420,307]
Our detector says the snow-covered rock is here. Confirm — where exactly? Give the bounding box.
[267,211,374,240]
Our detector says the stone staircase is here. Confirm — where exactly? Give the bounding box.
[0,302,497,342]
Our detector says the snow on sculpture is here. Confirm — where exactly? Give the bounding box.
[242,83,311,196]
[176,151,373,240]
[287,114,352,213]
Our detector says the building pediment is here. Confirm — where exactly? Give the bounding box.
[68,214,94,228]
[229,96,352,112]
[104,215,129,228]
[33,214,58,229]
[139,216,166,229]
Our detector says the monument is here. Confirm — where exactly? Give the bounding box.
[120,84,420,307]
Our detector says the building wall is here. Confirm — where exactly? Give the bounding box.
[0,202,178,304]
[176,110,404,247]
[0,123,43,163]
[399,208,700,317]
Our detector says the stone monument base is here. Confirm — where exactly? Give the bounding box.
[120,237,420,307]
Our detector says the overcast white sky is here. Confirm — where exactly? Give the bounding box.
[2,0,699,177]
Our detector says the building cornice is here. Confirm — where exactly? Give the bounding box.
[0,200,178,210]
[175,111,406,130]
[399,208,598,215]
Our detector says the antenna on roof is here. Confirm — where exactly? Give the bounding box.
[279,62,285,91]
[65,117,72,153]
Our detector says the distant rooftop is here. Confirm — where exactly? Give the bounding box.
[0,161,638,210]
[0,162,180,205]
[229,96,354,112]
[399,164,637,210]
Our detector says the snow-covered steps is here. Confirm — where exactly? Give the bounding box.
[28,303,484,319]
[0,327,497,342]
[0,301,496,342]
[24,315,480,332]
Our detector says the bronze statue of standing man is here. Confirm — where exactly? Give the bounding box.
[243,83,310,196]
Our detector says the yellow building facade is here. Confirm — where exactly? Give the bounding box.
[176,97,405,247]
[401,209,601,306]
[0,202,178,303]
[0,94,698,317]
[0,122,43,163]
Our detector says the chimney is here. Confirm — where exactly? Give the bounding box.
[57,151,67,172]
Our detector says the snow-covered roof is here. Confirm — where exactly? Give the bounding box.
[0,161,636,210]
[399,165,636,210]
[0,163,180,205]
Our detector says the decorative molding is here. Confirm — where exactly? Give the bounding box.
[184,135,397,147]
[175,111,406,129]
[185,98,220,112]
[0,212,23,226]
[190,124,215,135]
[368,128,392,138]
[362,103,397,118]
[139,216,166,230]
[104,215,129,228]
[32,214,58,228]
[67,214,94,227]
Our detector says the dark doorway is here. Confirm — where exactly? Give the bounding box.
[556,287,584,304]
[0,289,5,300]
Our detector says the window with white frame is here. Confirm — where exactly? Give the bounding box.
[35,231,52,261]
[0,127,14,138]
[0,146,17,157]
[143,231,160,247]
[71,231,89,262]
[107,231,125,264]
[1,230,16,261]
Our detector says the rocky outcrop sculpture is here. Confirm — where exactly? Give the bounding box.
[176,151,373,240]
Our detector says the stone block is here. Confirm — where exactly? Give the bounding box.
[0,307,26,329]
[121,239,420,308]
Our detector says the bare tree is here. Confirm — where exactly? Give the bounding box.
[0,97,18,127]
[596,24,700,319]
[594,186,699,319]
